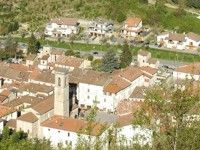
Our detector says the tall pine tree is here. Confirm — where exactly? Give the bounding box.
[4,35,18,58]
[119,41,132,68]
[101,49,119,73]
[27,33,39,54]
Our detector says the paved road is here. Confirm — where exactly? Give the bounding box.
[165,3,200,17]
[149,45,199,55]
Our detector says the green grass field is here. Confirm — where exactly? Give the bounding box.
[15,37,200,63]
[134,48,200,62]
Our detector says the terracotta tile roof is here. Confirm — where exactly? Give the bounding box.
[29,69,41,79]
[51,18,78,26]
[116,99,142,116]
[41,55,49,60]
[17,83,54,94]
[31,95,54,115]
[4,96,41,108]
[9,63,30,72]
[26,54,37,61]
[138,50,151,57]
[0,63,30,81]
[0,105,16,118]
[116,114,133,127]
[175,63,200,75]
[56,56,84,68]
[168,33,186,42]
[68,68,84,84]
[17,112,38,123]
[187,32,200,42]
[6,119,16,129]
[130,86,146,99]
[79,69,110,86]
[0,95,7,103]
[125,17,142,27]
[118,66,143,82]
[69,68,111,85]
[30,70,54,84]
[41,115,105,136]
[0,89,10,97]
[104,76,131,94]
[140,66,158,75]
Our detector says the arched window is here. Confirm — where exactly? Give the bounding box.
[58,77,61,86]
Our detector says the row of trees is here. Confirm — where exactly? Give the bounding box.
[0,21,19,35]
[0,34,40,61]
[99,42,132,73]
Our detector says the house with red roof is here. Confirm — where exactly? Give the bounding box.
[121,17,142,38]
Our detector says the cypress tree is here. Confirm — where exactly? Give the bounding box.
[119,41,132,68]
[28,33,39,54]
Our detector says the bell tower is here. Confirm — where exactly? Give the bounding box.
[54,67,69,117]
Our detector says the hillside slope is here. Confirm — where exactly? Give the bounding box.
[0,0,200,34]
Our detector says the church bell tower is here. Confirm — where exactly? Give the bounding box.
[54,67,69,117]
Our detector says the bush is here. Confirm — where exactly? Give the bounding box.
[87,54,94,61]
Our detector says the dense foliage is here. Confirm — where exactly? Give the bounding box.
[27,34,40,54]
[119,42,132,68]
[101,49,119,72]
[133,83,200,150]
[1,0,200,34]
[172,0,200,9]
[0,127,52,150]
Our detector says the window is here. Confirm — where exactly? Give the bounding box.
[58,77,61,86]
[88,89,90,92]
[68,132,70,137]
[87,95,90,99]
[48,129,50,131]
[178,41,183,45]
[58,130,60,133]
[104,99,106,102]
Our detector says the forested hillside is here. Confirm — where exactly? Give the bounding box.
[0,0,200,34]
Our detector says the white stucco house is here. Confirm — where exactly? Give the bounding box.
[117,124,152,146]
[45,18,80,37]
[41,115,106,148]
[121,17,142,38]
[88,20,113,37]
[157,32,200,50]
[173,63,200,81]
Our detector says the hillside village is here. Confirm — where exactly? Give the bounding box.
[0,0,200,149]
[0,42,199,148]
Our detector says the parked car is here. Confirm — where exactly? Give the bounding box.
[93,51,98,55]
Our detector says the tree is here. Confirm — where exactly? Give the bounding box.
[27,33,39,54]
[91,59,102,71]
[65,49,75,56]
[176,0,186,16]
[101,49,119,72]
[119,42,132,68]
[4,35,18,58]
[139,0,148,4]
[133,83,200,150]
